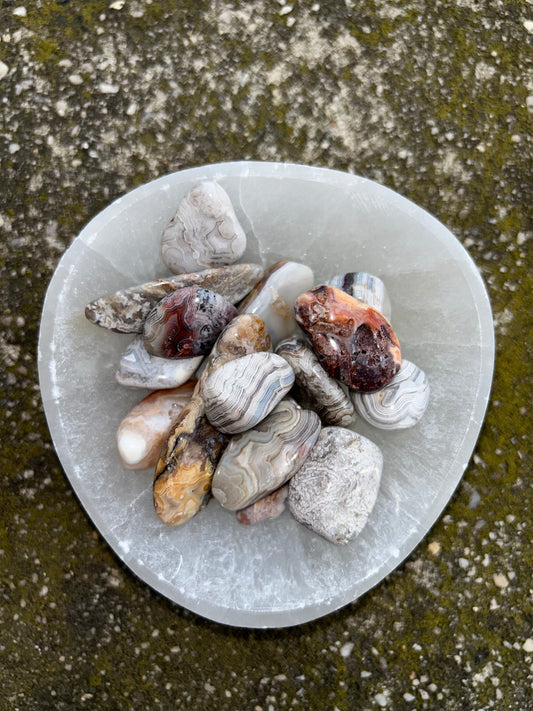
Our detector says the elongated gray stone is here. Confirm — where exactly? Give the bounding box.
[85,263,264,333]
[276,337,355,426]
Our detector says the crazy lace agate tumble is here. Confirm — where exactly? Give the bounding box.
[153,314,272,526]
[236,485,289,525]
[326,272,392,321]
[288,427,383,545]
[161,181,246,273]
[203,352,295,434]
[85,263,263,333]
[116,381,196,470]
[275,337,355,426]
[294,285,401,392]
[154,398,229,526]
[196,314,273,388]
[212,398,320,510]
[238,261,314,346]
[143,286,238,359]
[116,336,203,389]
[351,359,430,429]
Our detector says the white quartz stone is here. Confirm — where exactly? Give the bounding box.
[38,161,494,628]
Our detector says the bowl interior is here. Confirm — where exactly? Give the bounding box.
[38,162,494,627]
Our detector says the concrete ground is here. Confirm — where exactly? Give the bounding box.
[1,1,531,709]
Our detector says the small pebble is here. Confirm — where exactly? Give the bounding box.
[493,573,509,589]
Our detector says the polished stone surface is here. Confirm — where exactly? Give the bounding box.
[1,2,531,709]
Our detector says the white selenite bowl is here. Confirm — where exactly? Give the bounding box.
[38,162,495,628]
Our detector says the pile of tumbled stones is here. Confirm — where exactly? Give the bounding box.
[85,182,430,545]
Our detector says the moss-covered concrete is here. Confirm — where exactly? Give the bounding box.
[1,0,531,708]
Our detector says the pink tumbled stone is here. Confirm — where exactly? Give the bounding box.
[236,485,289,525]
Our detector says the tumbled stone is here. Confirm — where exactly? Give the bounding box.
[275,336,355,426]
[195,313,272,389]
[116,336,203,389]
[238,260,314,345]
[143,286,238,359]
[116,381,196,469]
[351,359,430,429]
[236,485,289,525]
[212,398,320,510]
[294,285,401,392]
[326,272,392,321]
[288,427,383,545]
[161,181,246,273]
[153,397,229,526]
[84,263,264,333]
[203,352,295,434]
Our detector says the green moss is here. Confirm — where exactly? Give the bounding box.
[33,37,63,64]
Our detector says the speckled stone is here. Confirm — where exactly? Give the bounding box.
[288,427,383,545]
[294,285,401,392]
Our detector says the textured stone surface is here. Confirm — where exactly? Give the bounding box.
[1,2,531,710]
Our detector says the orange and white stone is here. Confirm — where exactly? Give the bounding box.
[116,381,196,470]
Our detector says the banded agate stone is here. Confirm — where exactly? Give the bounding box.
[276,336,355,426]
[161,181,246,274]
[288,427,383,545]
[351,359,430,429]
[212,398,320,510]
[203,352,295,434]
